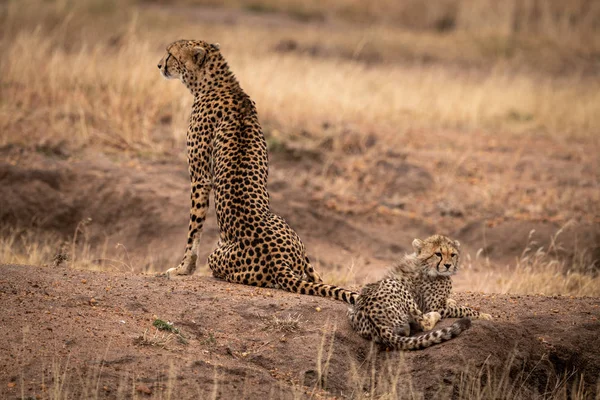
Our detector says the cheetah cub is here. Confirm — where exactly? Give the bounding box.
[348,235,492,350]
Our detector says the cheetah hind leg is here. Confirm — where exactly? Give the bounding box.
[206,240,236,280]
[303,259,323,283]
[393,322,411,337]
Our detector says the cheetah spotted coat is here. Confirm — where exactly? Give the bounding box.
[157,39,358,304]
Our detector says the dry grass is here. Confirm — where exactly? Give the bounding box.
[133,328,176,348]
[172,0,600,47]
[461,227,600,297]
[1,1,598,298]
[1,0,599,159]
[262,313,304,332]
[323,224,600,298]
[0,226,166,273]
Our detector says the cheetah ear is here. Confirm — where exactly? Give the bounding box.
[210,43,220,50]
[454,240,461,248]
[412,238,424,252]
[191,46,206,64]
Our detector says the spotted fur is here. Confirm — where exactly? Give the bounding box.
[348,235,491,350]
[157,39,358,304]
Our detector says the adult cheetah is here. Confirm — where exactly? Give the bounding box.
[157,39,358,304]
[348,235,492,350]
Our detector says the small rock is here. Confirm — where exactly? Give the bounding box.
[136,384,152,395]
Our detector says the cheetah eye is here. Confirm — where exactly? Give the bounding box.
[167,53,179,65]
[451,253,457,257]
[435,252,442,257]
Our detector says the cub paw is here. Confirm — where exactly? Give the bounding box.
[479,313,493,320]
[446,298,457,307]
[421,311,442,331]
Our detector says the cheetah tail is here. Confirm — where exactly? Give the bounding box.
[392,318,472,351]
[277,272,359,304]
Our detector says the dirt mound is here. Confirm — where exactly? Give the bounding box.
[1,264,598,399]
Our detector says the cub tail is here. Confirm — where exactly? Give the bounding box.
[386,318,472,350]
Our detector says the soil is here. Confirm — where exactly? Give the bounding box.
[1,142,598,287]
[1,263,599,399]
[1,131,600,398]
[1,144,600,398]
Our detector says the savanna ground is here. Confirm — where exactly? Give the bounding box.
[1,0,599,398]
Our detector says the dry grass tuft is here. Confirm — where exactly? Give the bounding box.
[262,313,303,332]
[133,328,176,348]
[461,227,600,297]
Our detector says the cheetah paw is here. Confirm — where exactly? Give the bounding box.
[479,313,493,320]
[155,267,177,278]
[421,312,442,331]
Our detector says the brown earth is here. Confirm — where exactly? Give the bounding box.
[1,135,599,400]
[1,142,598,287]
[1,263,599,399]
[1,123,599,398]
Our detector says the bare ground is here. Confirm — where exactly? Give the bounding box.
[1,143,600,398]
[1,140,598,287]
[1,263,599,399]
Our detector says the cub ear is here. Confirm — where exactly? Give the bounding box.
[210,43,220,50]
[412,238,424,252]
[192,46,206,64]
[453,240,461,248]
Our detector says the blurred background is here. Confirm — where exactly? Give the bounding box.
[1,0,599,295]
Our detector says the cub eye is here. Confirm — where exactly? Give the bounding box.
[451,253,457,257]
[435,252,442,257]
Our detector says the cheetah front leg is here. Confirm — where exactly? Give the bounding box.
[441,299,492,320]
[162,179,211,276]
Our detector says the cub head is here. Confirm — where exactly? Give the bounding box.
[157,39,221,81]
[412,235,461,277]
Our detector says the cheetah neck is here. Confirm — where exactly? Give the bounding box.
[387,253,419,279]
[184,55,240,97]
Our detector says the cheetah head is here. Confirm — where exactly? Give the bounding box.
[412,235,461,277]
[157,39,221,81]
